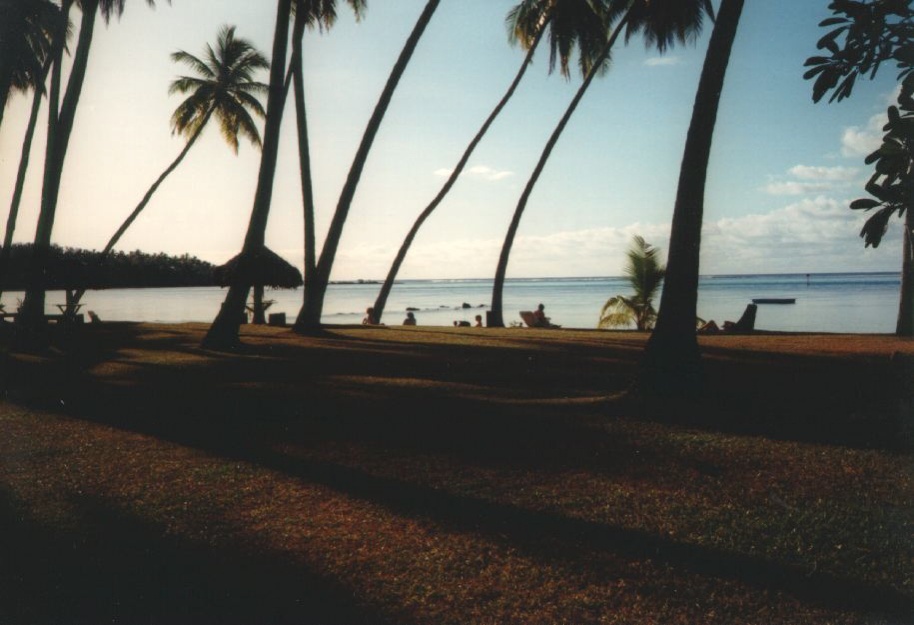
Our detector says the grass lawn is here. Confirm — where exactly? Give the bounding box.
[0,322,911,624]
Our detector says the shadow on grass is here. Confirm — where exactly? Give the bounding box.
[0,487,388,625]
[2,324,912,622]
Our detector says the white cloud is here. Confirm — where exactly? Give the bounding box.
[433,164,513,182]
[763,164,859,196]
[466,165,514,181]
[841,112,886,157]
[788,165,858,181]
[644,56,681,67]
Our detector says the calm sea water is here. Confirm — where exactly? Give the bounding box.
[1,272,901,333]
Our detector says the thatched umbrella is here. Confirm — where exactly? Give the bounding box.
[214,246,303,324]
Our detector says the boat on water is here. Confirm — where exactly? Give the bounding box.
[752,298,796,304]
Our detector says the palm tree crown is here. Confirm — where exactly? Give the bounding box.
[291,0,366,32]
[599,236,665,330]
[0,0,60,102]
[507,0,613,79]
[614,0,715,53]
[169,25,269,152]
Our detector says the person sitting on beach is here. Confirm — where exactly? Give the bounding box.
[403,311,417,326]
[362,307,377,325]
[474,314,483,328]
[533,303,553,327]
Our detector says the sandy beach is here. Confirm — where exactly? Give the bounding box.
[0,323,911,624]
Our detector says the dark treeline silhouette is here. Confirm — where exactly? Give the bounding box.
[0,244,216,291]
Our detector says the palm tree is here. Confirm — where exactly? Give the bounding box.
[290,0,442,331]
[488,0,715,327]
[203,0,294,349]
[599,236,665,330]
[67,26,268,307]
[640,0,746,397]
[18,0,161,327]
[850,101,914,335]
[367,0,613,325]
[0,0,59,129]
[288,0,365,328]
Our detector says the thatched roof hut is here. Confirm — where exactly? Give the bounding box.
[213,246,303,289]
[214,246,302,325]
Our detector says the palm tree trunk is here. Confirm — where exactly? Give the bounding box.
[488,9,632,328]
[897,194,914,336]
[640,0,745,396]
[203,0,292,349]
[366,22,549,326]
[19,0,80,326]
[252,284,265,324]
[289,11,318,332]
[296,0,441,331]
[0,59,50,300]
[69,107,213,306]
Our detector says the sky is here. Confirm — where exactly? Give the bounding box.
[0,0,905,280]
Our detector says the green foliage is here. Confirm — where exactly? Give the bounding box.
[803,0,914,103]
[0,0,60,97]
[851,100,914,247]
[599,235,665,330]
[169,25,269,152]
[0,244,217,290]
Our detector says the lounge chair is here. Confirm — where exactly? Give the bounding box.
[722,304,757,333]
[519,310,560,328]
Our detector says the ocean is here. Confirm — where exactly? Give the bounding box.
[1,272,901,333]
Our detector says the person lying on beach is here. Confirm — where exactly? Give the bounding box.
[403,312,417,326]
[454,320,471,327]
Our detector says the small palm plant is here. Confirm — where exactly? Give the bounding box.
[599,236,665,331]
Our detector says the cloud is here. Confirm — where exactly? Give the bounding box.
[841,112,886,157]
[644,56,681,67]
[788,165,858,181]
[433,164,514,182]
[763,164,859,196]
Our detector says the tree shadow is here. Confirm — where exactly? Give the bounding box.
[0,487,389,625]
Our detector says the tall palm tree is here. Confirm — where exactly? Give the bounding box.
[288,0,365,329]
[67,26,268,307]
[18,0,161,328]
[0,0,59,129]
[291,0,442,331]
[640,0,746,397]
[367,0,612,325]
[0,58,52,302]
[203,0,294,349]
[488,0,715,327]
[599,236,665,330]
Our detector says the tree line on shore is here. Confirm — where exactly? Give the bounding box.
[1,0,911,397]
[0,244,217,291]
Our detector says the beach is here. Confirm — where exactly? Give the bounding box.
[0,322,911,624]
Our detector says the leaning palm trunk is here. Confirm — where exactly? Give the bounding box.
[0,59,51,300]
[294,0,441,331]
[289,10,317,314]
[203,0,292,349]
[69,106,214,306]
[19,0,82,325]
[368,22,548,325]
[640,0,745,396]
[488,8,632,327]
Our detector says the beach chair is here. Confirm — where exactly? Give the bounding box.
[520,311,540,327]
[722,304,757,333]
[519,310,560,328]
